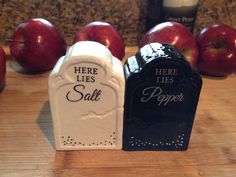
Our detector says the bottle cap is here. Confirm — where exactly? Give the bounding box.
[163,0,199,7]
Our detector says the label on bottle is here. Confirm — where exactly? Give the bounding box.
[162,5,198,31]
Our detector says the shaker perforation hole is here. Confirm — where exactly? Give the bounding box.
[61,132,117,148]
[129,133,185,149]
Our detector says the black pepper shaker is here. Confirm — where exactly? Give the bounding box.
[123,43,202,151]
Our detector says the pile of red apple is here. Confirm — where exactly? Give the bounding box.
[6,19,124,73]
[139,22,236,76]
[2,18,236,80]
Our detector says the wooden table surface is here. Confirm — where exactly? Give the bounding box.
[0,47,236,177]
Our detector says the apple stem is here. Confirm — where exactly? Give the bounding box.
[5,38,24,43]
[211,41,225,49]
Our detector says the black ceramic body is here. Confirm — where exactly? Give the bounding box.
[123,43,202,151]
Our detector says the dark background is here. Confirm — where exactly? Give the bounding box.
[0,0,235,46]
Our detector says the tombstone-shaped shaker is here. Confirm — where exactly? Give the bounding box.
[123,43,202,151]
[49,41,125,150]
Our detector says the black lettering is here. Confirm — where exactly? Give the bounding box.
[93,89,101,101]
[84,93,91,101]
[85,76,90,82]
[66,84,84,102]
[91,76,95,83]
[87,68,93,74]
[94,68,98,75]
[66,84,101,102]
[74,66,81,74]
[82,67,86,74]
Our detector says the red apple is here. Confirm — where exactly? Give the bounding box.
[139,22,198,67]
[195,23,236,76]
[74,21,125,60]
[0,46,6,92]
[8,18,66,72]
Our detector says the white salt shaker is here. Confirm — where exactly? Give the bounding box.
[49,41,125,150]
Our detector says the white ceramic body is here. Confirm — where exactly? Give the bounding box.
[49,41,125,150]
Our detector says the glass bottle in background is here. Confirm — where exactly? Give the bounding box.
[161,0,199,32]
[145,0,163,31]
